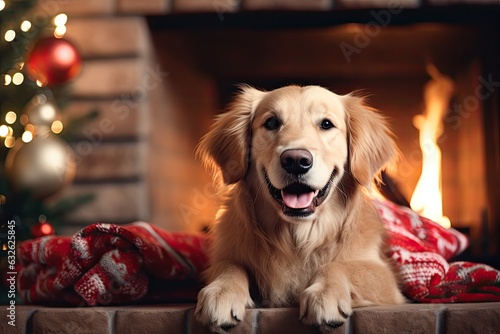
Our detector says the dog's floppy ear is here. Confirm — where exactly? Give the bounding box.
[196,86,266,184]
[343,94,397,186]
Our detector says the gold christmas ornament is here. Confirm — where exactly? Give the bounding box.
[5,133,76,199]
[23,94,60,128]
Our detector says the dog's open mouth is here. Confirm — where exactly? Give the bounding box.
[264,169,336,218]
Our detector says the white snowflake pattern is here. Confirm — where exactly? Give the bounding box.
[72,235,90,259]
[100,250,128,284]
[88,273,107,295]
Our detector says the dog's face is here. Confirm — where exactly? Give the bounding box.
[251,86,348,221]
[197,85,395,223]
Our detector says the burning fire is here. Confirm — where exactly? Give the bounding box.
[410,64,454,228]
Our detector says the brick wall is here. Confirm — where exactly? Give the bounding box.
[2,303,500,333]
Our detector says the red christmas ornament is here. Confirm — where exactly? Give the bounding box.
[31,219,55,238]
[26,36,82,86]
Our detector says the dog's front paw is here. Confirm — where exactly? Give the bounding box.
[299,281,352,333]
[195,282,252,333]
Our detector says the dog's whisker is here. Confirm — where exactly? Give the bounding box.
[337,185,347,200]
[336,182,348,202]
[254,179,267,206]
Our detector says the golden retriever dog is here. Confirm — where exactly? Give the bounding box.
[194,85,405,333]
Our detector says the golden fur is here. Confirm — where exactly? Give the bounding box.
[195,85,405,333]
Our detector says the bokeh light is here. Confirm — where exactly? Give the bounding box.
[4,29,15,42]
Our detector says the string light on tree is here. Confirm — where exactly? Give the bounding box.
[53,13,68,26]
[21,130,33,143]
[0,125,9,137]
[0,113,17,150]
[4,29,15,42]
[20,20,31,32]
[12,72,24,85]
[20,114,28,126]
[5,111,16,124]
[4,137,15,148]
[53,13,67,38]
[51,120,63,134]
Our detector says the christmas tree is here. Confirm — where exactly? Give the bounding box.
[0,0,94,302]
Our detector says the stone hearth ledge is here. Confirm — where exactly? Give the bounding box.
[1,302,499,333]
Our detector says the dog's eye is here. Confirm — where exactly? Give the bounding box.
[263,116,282,130]
[320,119,335,130]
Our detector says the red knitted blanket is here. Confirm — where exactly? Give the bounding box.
[374,199,500,302]
[16,200,500,306]
[17,222,209,306]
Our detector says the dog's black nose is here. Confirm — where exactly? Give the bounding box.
[280,149,313,175]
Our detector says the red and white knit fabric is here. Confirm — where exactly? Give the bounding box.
[17,222,209,306]
[373,199,500,302]
[16,200,500,306]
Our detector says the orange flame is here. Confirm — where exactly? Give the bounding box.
[410,64,454,228]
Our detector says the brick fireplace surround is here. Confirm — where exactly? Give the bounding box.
[2,303,500,333]
[7,0,500,333]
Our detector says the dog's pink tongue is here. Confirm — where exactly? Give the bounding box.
[281,191,314,209]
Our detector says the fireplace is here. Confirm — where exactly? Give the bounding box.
[145,6,500,266]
